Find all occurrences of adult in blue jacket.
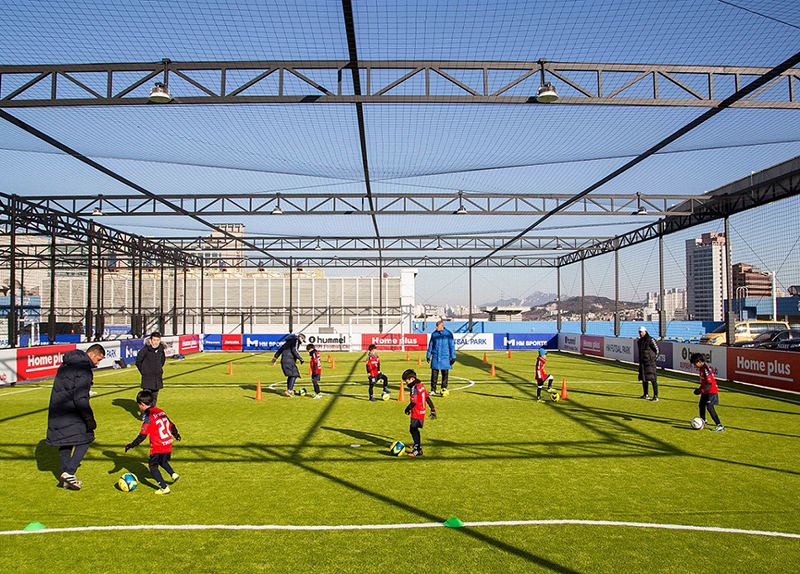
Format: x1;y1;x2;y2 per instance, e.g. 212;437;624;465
426;320;456;395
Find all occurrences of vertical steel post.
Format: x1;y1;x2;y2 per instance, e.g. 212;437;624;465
172;262;178;335
95;243;104;340
724;217;734;345
182;265;187;334
614;242;620;337
199;259;205;334
580;260;586;334
8;197;16;348
288;257;294;333
159;261;165;333
48;230;57;343
556;265;561;333
468;259;473;333
85;225;93;342
137;245;143;337
378;259;384;333
130;253;137;336
659;223;666;339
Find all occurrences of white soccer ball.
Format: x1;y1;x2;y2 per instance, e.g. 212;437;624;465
690;417;705;430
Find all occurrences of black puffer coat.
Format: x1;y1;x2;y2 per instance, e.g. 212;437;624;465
136;342;166;390
637;334;659;383
46;349;96;447
273;334;303;378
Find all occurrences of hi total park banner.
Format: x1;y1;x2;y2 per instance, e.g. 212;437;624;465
558;333;800;394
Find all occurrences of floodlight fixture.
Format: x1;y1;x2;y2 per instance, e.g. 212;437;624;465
436;237;443;250
149;82;172;104
536;59;558;103
91;206;103;216
453;190;468;214
633;192;648;215
314;238;321;250
271;194;283;215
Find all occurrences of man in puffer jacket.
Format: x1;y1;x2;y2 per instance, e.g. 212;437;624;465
46;344;105;490
426;320;456;396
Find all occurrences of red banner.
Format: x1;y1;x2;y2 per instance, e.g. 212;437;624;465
727;348;800;393
221;334;242;351
16;344;77;381
361;333;427;351
580;335;604;357
179;335;201;354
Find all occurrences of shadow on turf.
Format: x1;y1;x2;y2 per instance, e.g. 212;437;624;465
112;398;142;419
102;450;159;490
320;427;393;448
34;439;62;484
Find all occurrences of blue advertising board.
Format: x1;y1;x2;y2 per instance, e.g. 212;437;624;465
120;339;146;363
493;333;558;350
203;334;222;351
242;334;287;351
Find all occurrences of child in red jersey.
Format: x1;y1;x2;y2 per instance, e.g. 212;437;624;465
307;343;323;399
535;348;555;402
366;344;389;402
690;353;724;432
401;369;436;457
125;390;182;494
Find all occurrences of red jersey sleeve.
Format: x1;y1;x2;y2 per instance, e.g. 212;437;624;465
410;382;428;419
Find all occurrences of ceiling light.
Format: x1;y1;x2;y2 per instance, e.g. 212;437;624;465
91;207;103;216
149;82;173;104
536;59;558;103
453;190;468;214
436;237;443;250
633;192;648;215
271;194;283;215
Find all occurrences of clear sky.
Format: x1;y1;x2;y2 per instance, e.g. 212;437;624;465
0;1;798;307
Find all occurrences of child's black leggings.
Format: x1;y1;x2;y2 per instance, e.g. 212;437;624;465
368;374;389;397
700;403;721;426
149;453;175;489
287;376;297;391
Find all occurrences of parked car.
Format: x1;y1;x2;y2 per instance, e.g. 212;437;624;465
732;330;800;349
699;320;790;345
776;339;800;352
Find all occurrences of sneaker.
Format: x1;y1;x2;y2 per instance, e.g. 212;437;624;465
313;393;323;399
369;397;378;402
155;486;171;495
408;447;423;457
284;389;293;397
639;394;650;400
171;473;180;482
537;399;546;403
429;390;437;396
711;425;725;432
61;473;81;490
546;386;552;392
651;396;659;402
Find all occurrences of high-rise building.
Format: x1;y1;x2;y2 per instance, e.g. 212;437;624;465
686;233;728;321
642;288;687;321
732;263;773;299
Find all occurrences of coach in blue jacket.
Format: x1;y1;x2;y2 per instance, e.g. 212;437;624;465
427;320;456;395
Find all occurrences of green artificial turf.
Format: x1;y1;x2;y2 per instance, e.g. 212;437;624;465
1;350;798;573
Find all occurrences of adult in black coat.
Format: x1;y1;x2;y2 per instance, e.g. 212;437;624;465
272;333;305;396
136;331;166;407
637;326;660;401
46;344;105;490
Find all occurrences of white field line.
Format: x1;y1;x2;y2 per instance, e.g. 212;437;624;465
0;386;44;397
268;376;476;396
2;519;798;539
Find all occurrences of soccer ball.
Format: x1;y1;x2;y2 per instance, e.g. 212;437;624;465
298;388;307;397
118;473;138;492
690;417;705;430
389;441;406;456
549;391;560;402
381;391;391;401
441;389;450;397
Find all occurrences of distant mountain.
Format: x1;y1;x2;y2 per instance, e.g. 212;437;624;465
522;295;642;320
480;292;556;309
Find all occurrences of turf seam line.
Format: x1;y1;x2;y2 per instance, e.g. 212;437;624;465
2;520;798;538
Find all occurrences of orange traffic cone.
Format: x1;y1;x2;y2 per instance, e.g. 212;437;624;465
483;352;487;364
228;362;233;375
490;361;496;376
417;353;422;365
398;383;405;402
327;353;331;363
507;349;512;359
561;378;568;400
406;351;410;361
331;358;336;370
255;380;263;401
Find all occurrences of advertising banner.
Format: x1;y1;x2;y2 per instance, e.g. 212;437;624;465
305;333;350;351
242;334;286;351
76;341;121;369
161;336;179;357
727;348;800;392
603;337;635;363
0;348;18;384
16;344;76;381
221;334;243;351
632;339;674;370
494;333;558;350
672;343;726;380
580;335;604;357
361;333;427;351
559;333;580;353
451;333;494;351
121;339;146;364
203;335;222;351
179;335;202;355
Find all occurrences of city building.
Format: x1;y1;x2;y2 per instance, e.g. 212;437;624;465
642;288;688;322
686;233;728;321
732;262;774;299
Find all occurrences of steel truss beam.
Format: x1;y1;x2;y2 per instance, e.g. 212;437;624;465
244;256;558;268
558;156;800;266
21;192;704;217
0;60;798;108
0;194;200;266
155;235;610;252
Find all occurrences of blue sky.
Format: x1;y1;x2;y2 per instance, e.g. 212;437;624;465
0;0;798;306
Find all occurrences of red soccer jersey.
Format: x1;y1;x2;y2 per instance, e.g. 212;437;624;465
366;354;381;378
410;382;428;420
309;350;322;375
698;365;718;394
140;407;175;454
536;356;548;381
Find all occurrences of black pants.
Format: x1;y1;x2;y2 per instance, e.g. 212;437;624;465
149;452;175;489
368;374;389;397
409;417;423;447
311;374;321;394
430;369;449;392
59;443;91;475
287;376;297;391
641;378;658;397
699;394;721;426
